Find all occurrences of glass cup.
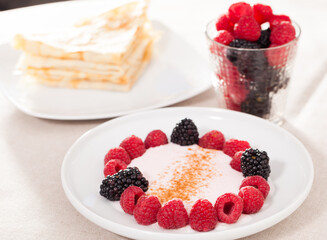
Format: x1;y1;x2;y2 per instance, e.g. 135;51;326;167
205;19;301;125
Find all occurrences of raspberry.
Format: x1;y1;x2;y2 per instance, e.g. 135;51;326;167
120;186;145;215
157;199;189;229
269;14;291;29
214;193;243;224
230;151;244;172
240;176;270;199
227;83;248;105
224;94;241;111
265;43;288;68
198;130;225;150
215;13;234;32
228;2;253;23
189;199;217;232
225;72;249;105
216;56;248;107
253;4;273;24
238;186;264;214
210;41;223;56
223;139;251;157
270;22;296;45
133;195;161;225
104;147;131;165
144;130;168;149
119;135;146;160
234;16;261;41
214;30;234;46
103;159;127;177
171;118;199;146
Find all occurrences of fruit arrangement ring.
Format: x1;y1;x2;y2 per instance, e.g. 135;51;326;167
99;118;271;232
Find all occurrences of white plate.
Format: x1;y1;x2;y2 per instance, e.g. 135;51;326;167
0;2;211;120
61;107;313;240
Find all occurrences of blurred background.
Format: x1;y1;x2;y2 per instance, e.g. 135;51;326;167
0;0;67;10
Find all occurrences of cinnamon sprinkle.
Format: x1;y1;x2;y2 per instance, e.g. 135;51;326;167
148;146;218;204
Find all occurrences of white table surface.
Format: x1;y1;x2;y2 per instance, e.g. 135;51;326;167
0;0;327;239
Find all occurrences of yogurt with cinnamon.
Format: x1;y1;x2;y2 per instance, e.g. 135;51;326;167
130;143;244;209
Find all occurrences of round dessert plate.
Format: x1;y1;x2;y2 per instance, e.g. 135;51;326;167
61;107;314;240
0;0;211;120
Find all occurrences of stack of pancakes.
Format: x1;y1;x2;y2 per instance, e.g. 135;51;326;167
13;0;154;91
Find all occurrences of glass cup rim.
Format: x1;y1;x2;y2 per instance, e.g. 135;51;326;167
205;18;301;51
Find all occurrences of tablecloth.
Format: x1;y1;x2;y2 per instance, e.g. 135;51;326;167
0;0;326;239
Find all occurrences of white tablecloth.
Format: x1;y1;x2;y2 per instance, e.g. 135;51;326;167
1;0;326;239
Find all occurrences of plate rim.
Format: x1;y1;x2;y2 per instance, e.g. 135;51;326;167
0;72;211;120
61;107;314;240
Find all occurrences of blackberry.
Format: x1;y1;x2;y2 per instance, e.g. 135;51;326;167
238;52;269;81
229;39;261;49
240;92;271;118
227;39;268;80
99;167;148;201
240;148;271;180
256;29;271;48
171;118;199;146
267;67;290;93
227;39;261;64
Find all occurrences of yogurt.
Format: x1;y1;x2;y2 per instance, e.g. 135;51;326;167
130;143;244;209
